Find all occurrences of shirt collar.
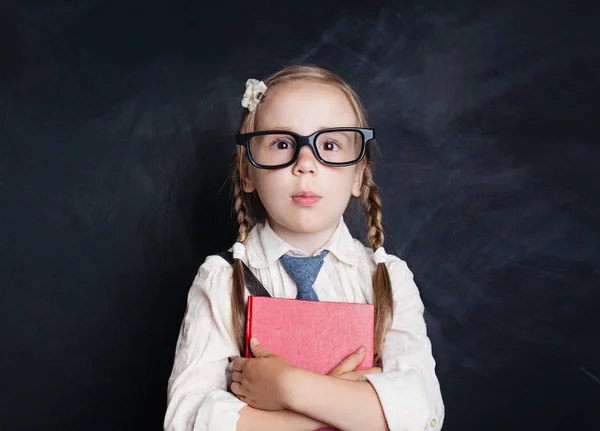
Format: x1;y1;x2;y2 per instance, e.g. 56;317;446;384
246;216;361;269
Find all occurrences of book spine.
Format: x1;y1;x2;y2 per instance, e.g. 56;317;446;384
244;296;253;358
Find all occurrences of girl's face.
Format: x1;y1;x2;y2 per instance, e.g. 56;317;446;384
241;81;365;242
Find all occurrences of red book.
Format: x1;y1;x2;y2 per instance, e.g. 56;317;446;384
245;296;375;430
245;296;374;430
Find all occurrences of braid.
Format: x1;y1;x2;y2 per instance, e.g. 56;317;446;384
361;166;385;249
361;165;394;363
230;150;255;354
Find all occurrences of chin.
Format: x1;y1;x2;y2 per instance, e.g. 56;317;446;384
281;212;337;234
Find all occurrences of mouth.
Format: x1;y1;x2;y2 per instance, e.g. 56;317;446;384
291;191;322;206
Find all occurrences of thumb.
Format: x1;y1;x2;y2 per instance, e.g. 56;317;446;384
249;338;272;358
328;347;366;376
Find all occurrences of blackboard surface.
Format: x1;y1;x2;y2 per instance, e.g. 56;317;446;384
1;0;598;429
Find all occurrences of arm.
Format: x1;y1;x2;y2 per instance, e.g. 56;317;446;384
232;341;387;431
283;369;389;431
362;257;445;431
237;406;328;431
282;257;444;431
164;261;245;431
165;258;324;431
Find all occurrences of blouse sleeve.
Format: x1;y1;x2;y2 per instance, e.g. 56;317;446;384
164;257;247;431
364;256;445;431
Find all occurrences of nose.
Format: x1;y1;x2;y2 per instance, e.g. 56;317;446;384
292;145;319;175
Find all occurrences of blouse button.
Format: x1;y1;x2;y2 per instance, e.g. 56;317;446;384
430;418;437;428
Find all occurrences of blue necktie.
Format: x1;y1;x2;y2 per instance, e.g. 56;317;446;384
279;250;329;301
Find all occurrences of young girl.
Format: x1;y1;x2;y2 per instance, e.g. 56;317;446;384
164;65;444;431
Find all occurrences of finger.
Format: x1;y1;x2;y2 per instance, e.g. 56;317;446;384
232;357;248;372
334;367;382;381
328;347;366;376
231;381;246;397
351;367;383;380
334;371;362;381
232;370;243;383
361;367;383;375
249;338;272;358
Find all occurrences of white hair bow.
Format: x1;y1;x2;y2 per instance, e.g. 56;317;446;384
241;79;268;112
232;242;246;260
374;247;387;264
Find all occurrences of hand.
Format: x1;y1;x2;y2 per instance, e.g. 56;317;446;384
231;338;296;411
328;347;382;381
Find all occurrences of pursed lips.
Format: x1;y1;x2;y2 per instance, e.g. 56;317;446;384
291;191;322;206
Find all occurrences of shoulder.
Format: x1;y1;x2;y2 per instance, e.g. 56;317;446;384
362;245;418;297
362;245;411;278
188;253;234;299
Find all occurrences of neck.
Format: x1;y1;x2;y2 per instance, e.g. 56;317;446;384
267;217;339;256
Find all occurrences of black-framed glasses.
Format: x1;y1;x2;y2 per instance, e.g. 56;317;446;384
236;127;375;169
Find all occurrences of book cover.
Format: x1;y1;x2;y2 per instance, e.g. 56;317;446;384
245;296;374;375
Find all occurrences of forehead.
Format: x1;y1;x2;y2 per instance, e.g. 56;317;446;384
255;81;358;134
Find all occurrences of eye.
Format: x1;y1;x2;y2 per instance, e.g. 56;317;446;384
271;138;294;150
321;140;341;151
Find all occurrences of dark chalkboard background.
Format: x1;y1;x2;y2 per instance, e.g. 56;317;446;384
1;0;598;429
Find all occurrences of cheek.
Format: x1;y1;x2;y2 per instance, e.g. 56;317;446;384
251;169;288;200
324;168;357;194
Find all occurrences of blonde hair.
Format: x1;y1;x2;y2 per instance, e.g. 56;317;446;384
230;64;394;363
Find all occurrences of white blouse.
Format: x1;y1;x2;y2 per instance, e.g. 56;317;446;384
164;217;445;431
